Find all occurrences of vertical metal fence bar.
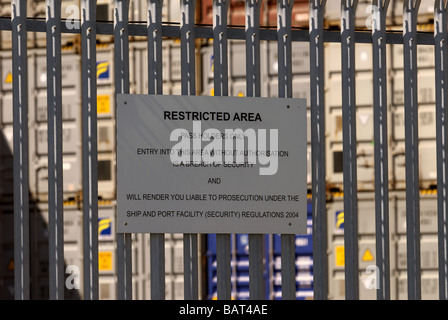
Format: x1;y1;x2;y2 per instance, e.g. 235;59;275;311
434;0;448;301
277;0;296;301
181;0;196;96
309;0;328;300
147;0;165;300
114;0;132;300
213;0;232;300
246;0;261;98
277;0;293;99
280;234;295;300
11;0;29;300
248;235;264;299
180;0;199;300
150;234;165;299
213;0;229;97
148;0;163;95
341;0;359;300
403;0;421;300
245;0;264;300
183;235;198;299
81;0;99;300
372;0;390;300
46;0;64;300
216;233;231;300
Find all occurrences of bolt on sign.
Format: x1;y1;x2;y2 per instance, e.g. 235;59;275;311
116;94;307;234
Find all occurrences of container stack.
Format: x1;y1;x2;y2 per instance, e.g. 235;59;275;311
0;0;444;300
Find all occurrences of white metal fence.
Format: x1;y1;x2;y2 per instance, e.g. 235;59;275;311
2;0;448;300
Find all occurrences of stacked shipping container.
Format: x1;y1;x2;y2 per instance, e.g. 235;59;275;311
0;0;445;300
326;191;440;300
0;0;194;298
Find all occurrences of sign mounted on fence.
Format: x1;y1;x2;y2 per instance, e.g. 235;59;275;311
116;94;307;234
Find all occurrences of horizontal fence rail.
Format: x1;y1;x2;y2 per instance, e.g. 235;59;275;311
0;17;442;44
2;0;448;301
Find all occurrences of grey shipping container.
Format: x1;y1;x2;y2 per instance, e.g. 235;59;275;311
0;45;117;201
326;190;439;300
0;199;200;300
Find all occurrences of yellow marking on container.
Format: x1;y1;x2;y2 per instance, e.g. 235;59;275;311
420;189;437;196
97;95;111;114
332;192;344;198
96;43;109;49
4;72;12;84
98;199;113;206
362;249;374;262
336;211;344;229
335;245;345;267
97;61;109;79
98;251;113;271
98;218;112;235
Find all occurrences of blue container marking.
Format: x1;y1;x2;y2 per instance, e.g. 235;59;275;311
206;199;314;300
295;235;313;254
335;210;344;232
236;257;249;271
296;255;313;271
207;234;217;256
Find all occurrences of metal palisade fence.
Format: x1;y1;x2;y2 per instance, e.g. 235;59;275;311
2;0;448;300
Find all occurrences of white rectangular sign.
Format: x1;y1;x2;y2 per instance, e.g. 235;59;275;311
117;94;307;234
